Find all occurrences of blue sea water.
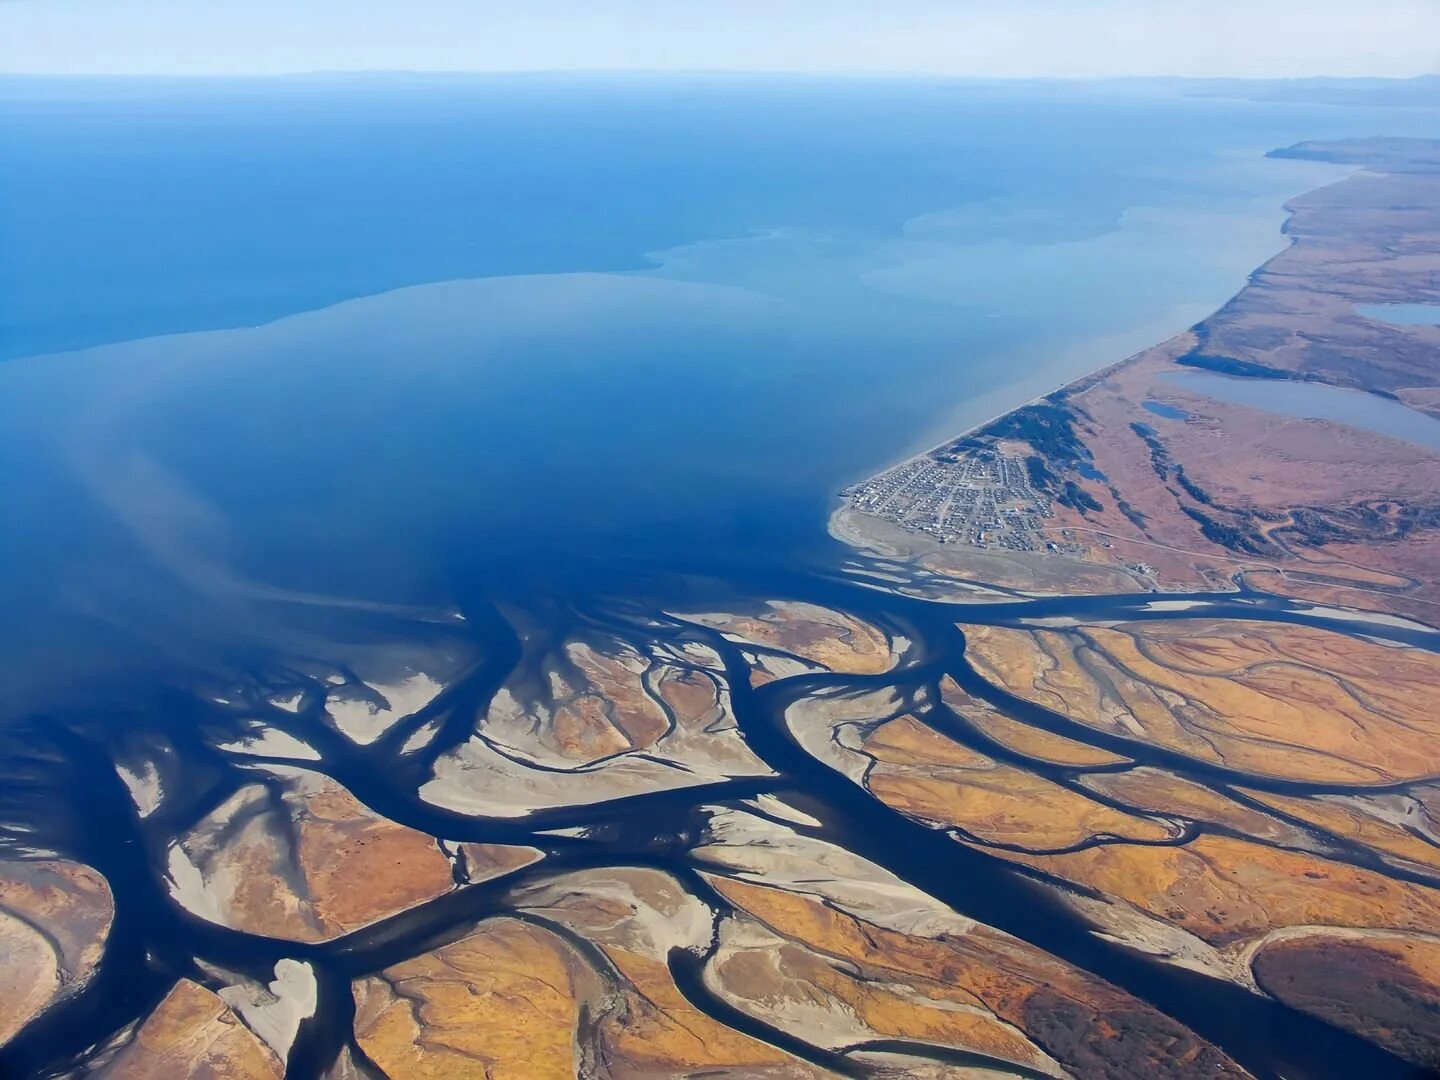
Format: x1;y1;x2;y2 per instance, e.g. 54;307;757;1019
2;73;1437;702
1165;370;1440;450
1356;303;1440;326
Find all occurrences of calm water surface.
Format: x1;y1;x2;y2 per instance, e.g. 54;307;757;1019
4;74;1438;705
3;75;1440;1080
1165;369;1440;450
1356;302;1440;326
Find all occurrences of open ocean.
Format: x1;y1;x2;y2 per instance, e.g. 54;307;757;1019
2;73;1437;704
6;74;1440;1080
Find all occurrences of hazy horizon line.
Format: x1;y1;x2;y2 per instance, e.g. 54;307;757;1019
4;68;1437;83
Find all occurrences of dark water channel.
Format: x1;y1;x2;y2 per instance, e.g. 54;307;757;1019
1;546;1436;1080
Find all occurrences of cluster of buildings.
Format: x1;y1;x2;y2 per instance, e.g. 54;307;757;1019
843;448;1055;551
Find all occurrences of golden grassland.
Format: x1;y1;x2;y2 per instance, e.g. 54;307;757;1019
991;834;1440;947
354;918;584;1080
939;675;1128;767
104;980;282;1080
861;714;1172;849
961;619;1440;783
0;860;112;1049
710;875;1244;1078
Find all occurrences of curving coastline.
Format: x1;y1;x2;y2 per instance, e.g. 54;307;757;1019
4;137;1440;1080
836;137;1440;627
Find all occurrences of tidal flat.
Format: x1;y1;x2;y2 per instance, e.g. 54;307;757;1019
3;79;1440;1079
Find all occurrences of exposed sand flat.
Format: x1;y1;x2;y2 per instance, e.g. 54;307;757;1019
675;600;895;675
218;727;321;761
695;806;973;939
422;640;772;817
103;979;283;1079
0;859;113;1047
782;685;908;784
421;729;770;818
515;866;714;958
744;793;824;828
214;959;317;1064
1057;885;1248;985
116;761;165;817
164;767;508;942
327;671;445;745
400;719;440;753
1288;604;1434;631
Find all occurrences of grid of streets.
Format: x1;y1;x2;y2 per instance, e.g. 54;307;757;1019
843;449;1054;551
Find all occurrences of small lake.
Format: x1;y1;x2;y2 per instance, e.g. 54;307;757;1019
1142;399;1189;420
1355;303;1440;326
1165;370;1440;451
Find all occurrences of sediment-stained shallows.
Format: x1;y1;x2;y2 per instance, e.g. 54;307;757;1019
4;137;1440;1080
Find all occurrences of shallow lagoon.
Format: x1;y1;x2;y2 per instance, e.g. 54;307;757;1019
1166;369;1440;450
1356;302;1440;326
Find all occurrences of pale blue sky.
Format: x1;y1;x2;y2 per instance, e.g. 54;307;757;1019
2;0;1437;78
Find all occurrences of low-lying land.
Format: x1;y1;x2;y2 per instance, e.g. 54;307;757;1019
839;138;1440;624
8;138;1440;1080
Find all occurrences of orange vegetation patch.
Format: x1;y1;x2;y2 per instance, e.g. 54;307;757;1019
1080;768;1301;845
1252;933;1440;1071
483;637;673;766
992;834;1440;947
597;945;808;1075
172;774;535;944
1240;789;1440;874
684;602;893;675
654;666;723;726
710;875;1244;1078
861;715;1170;850
939;676;1127;767
296;783;459;936
962;620;1440;784
565;642;670;749
104;980;282;1079
353;918;585;1080
0;859;113;1047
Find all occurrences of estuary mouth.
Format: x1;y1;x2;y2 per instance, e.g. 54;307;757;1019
3;564;1439;1080
5;71;1440;1080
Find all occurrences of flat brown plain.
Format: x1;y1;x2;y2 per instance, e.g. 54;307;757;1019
0;860;112;1049
103;980;283;1080
354;918;585;1080
860;714;1171;849
961;619;1440;783
711;875;1246;1078
851;140;1440;616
